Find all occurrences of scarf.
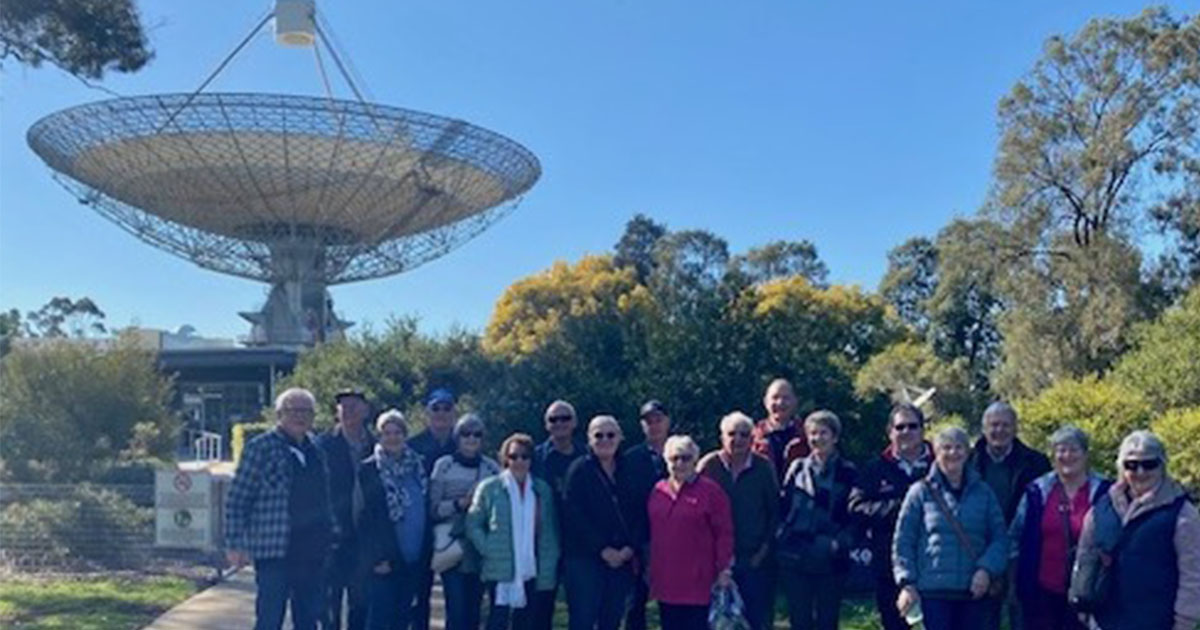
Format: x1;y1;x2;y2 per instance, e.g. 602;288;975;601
495;470;537;608
375;443;427;523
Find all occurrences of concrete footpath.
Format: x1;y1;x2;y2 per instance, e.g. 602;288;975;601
142;568;445;630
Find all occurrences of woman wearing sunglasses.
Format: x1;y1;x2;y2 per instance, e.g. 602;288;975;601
1075;430;1200;630
648;434;734;630
465;433;560;630
562;415;647;630
1007;426;1110;630
429;414;502;630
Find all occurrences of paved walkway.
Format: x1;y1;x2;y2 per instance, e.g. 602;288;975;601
142;568;445;630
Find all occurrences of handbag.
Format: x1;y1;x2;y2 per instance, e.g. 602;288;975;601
708;582;752;630
430;521;465;573
1069;494;1120;614
927;480;1006;598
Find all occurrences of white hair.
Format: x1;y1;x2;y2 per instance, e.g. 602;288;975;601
375;409;408;435
545;399;577;420
274;387;316;412
1117;430;1167;466
719;411;755;435
587;415;621;436
664;435;700;460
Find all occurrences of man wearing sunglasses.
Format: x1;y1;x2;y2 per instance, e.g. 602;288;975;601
530;399;586;630
407;387;460;630
699;411;780;630
848;403;934;630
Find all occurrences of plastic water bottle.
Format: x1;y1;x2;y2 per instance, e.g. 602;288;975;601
904;599;924;629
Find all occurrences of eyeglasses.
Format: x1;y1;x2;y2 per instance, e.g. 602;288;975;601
1122;459;1162;472
280;407;315;416
592;432;618;441
459;431;483;439
547;414;574;424
724;430;751;438
507;452;531;461
669;454;695;463
893;423;921;433
430;403;453;412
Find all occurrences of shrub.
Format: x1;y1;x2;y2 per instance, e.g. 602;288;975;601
0;485;152;570
231;422;272;463
1016;376;1153;477
1150;407;1200;494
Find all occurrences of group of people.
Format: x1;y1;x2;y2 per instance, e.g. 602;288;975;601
226;379;1200;630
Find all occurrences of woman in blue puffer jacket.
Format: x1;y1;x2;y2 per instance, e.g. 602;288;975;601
893;426;1009;630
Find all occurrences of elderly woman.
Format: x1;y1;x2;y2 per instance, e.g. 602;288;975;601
357;410;429;630
1007;426;1110;630
648;435;734;630
893;426;1008;630
562;415;647;630
777;410;859;630
699;411;780;630
1075;430;1200;630
429;413;502;630
465;433;560;630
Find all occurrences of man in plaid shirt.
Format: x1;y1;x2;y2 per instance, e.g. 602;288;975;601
226;387;336;630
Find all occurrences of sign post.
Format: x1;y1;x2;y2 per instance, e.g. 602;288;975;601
155;468;213;550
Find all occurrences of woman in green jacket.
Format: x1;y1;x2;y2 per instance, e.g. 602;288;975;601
466;433;561;630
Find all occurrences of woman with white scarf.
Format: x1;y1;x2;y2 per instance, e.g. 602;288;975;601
357;410;430;630
466;433;561;630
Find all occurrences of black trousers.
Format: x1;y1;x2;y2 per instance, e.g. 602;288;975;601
780;570;843;630
659;602;708;630
874;574;909;630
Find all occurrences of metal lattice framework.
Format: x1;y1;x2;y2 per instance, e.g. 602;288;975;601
27;92;541;284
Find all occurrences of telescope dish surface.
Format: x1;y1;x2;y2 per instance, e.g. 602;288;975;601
28;92;541;284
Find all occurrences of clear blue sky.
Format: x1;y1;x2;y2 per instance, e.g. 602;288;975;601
0;1;1183;340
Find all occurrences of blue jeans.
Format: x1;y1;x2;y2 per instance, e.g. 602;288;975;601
254;558;324;630
441;567;484;630
326;544;367;630
923;597;987;630
484;579;538;630
564;555;634;630
366;564;419;630
733;563;774;630
409;568;433;630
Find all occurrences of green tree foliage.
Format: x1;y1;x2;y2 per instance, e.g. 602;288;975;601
24;296;108;339
1016;376;1153;477
1;0;152;79
1111;285;1200;412
1150;407;1200;493
733;240;829;288
613;214;668;283
853;340;980;421
880;237;938;333
0;335;176;482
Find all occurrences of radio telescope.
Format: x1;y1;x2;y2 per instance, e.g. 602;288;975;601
27;1;540;346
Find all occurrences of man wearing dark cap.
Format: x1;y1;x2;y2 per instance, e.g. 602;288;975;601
315;387;375;630
623;400;671;630
406;387;458;630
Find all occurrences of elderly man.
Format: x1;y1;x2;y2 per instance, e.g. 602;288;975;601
848;403;934;630
406;387;459;630
623;400;672;630
226;387;336;630
699;411;780;630
315;387;375;630
751;378;809;479
969;401;1050;630
531;399;586;630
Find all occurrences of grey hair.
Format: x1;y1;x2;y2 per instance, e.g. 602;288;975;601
587;415;622;436
719;411;755;435
804;410;842;438
1117;430;1168;466
1049;425;1090;453
375;409;408;435
664;435;700;460
545;399;577;420
982;401;1018;425
274;387;316;412
933;426;970;450
453;413;485;439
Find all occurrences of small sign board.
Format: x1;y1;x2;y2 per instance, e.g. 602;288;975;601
155;468;213;550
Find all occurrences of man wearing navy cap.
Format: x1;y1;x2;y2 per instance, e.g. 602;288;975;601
406;387;458;630
623;400;671;630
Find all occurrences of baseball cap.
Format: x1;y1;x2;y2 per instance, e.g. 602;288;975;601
639;400;668;419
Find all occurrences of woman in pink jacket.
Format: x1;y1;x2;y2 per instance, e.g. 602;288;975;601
648;435;735;630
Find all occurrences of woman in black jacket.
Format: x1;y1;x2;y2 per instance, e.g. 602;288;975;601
562;415;647;630
357;410;430;630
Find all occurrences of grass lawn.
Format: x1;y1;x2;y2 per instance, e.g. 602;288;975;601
0;575;198;630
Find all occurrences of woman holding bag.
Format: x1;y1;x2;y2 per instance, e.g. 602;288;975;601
429;414;501;630
466;433;560;630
